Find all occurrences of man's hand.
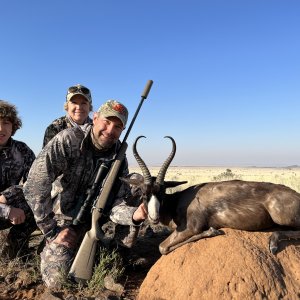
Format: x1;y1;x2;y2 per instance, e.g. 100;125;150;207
0;195;7;204
9;207;26;225
53;227;78;249
133;202;148;223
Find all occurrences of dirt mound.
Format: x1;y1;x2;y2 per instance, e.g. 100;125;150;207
138;229;300;300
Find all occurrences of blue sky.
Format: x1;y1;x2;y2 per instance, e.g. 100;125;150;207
1;0;300;167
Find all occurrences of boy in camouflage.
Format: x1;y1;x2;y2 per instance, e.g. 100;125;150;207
24;99;148;289
43;84;93;147
0;100;36;258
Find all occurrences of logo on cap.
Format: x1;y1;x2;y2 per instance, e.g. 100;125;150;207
98;100;128;127
112;103;127;115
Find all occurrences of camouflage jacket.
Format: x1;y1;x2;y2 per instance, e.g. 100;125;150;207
43;115;93;147
24;125;136;239
0;138;35;218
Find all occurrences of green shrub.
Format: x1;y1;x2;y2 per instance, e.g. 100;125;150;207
213;169;242;181
86;247;124;293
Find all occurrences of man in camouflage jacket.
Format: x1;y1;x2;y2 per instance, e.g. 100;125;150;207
0;100;36;258
43;84;93;147
24;100;148;288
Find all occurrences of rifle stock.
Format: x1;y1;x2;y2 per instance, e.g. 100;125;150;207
69;142;127;283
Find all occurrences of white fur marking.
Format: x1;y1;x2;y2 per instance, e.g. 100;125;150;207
148;195;160;223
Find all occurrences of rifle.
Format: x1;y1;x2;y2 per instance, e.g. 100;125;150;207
68;80;153;283
72;161;111;226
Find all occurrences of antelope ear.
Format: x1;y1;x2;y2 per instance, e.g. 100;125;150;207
164;181;188;188
119;177;144;186
120;177;136;185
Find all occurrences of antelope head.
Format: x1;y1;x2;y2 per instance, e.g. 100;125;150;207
121;136;187;224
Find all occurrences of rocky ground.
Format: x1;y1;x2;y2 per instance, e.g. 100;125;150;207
0;223;170;300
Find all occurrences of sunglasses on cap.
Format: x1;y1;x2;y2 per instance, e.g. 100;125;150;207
67;85;91;95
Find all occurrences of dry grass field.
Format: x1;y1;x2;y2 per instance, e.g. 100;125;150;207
129;166;300;193
1;165;300;299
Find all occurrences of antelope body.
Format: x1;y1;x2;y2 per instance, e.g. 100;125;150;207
123;136;300;255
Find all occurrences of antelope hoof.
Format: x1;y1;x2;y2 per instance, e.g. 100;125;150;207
269;241;278;254
269;232;280;254
208;227;224;237
159;244;170;255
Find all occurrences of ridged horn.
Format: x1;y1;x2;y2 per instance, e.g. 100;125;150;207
156;136;176;185
133;136;152;185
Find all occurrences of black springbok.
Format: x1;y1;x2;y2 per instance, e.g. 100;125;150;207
122;136;300;255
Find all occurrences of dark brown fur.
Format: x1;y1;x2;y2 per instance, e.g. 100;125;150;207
126;136;300;255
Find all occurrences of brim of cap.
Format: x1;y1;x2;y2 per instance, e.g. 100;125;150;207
101;111;126;127
67;92;91;103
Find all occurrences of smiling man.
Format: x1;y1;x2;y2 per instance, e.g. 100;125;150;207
42;84;93;147
24;99;147;289
0;100;36;258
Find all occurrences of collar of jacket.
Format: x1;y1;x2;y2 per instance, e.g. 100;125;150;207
0;137;13;158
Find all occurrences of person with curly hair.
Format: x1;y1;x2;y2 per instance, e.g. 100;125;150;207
0;100;36;258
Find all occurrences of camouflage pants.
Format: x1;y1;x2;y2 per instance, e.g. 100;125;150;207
41;241;76;289
114;224;140;248
40;224;140;289
0;195;37;258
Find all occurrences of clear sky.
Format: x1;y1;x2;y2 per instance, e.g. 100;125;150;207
1;0;300;167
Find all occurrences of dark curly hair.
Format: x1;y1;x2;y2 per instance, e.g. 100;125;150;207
0;100;22;135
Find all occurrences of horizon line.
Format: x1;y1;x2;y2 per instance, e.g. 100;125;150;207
128;165;300;169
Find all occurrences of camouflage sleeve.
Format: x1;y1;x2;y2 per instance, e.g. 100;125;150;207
24;133;74;236
1;145;35;205
1;186;24;205
21;146;36;183
43;124;60;148
109;158;139;226
0;203;11;219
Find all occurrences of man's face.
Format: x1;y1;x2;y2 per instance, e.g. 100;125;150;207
0;118;13;146
92;113;124;149
67;94;90;125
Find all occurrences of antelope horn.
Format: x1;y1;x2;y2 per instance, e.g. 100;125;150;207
156;136;176;185
133;136;152;185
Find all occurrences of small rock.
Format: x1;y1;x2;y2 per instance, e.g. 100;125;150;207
41;289;62;300
65;294;77;300
26;289;35;299
104;275;124;295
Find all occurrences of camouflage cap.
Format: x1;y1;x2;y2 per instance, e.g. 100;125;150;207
98;100;128;127
66;84;92;103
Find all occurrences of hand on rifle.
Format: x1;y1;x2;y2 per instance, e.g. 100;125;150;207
0;195;7;203
9;207;26;225
133;202;148;223
53;227;78;248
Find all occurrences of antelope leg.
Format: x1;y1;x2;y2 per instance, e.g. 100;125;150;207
159;227;223;255
269;230;300;254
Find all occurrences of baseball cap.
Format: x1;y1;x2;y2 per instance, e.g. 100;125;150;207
66;84;92;103
98;100;128;127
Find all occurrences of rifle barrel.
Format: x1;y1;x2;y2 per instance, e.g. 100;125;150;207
122;80;153;142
